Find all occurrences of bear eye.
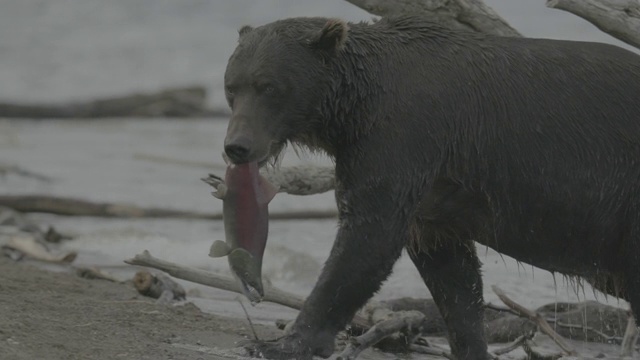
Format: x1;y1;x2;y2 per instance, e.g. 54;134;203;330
259;83;277;95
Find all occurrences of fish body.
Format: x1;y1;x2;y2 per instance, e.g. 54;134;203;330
209;160;277;303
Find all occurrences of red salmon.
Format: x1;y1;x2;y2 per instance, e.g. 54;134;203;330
209;160;278;303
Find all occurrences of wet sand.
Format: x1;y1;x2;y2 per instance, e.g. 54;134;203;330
0;256;284;360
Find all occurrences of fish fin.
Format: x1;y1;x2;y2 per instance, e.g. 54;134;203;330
257;175;279;204
209;240;231;258
228;249;264;302
212;184;227;199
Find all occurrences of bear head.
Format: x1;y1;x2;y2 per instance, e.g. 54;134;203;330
223;17;349;166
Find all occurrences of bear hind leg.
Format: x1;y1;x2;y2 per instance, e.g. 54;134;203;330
408;234;490;360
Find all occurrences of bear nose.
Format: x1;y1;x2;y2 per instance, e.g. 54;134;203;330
224;142;251;164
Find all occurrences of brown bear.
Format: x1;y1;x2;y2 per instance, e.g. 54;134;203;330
222;15;640;360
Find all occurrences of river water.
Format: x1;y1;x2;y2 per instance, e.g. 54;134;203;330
0;1;632;358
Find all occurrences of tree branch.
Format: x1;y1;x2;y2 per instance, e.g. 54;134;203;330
336;310;429;360
125;250;305;309
620;312;638;357
547;0;640;50
343;0;521;37
492;285;578;356
124;251;372;331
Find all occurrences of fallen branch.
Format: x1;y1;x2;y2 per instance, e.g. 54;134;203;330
485;302;520;316
343;0;521;37
491;334;529;356
123;252;635;357
126;250;303;305
620;311;638;357
124;250;371;331
355;295;631;349
492;285;578;356
0;86;229;119
546;319;622;345
547;0;640;50
337;309;433;360
0;195;337;220
1;233;77;264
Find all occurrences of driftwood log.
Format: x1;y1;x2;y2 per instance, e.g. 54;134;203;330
125;250;370;331
0;194;336;220
546;0;640;50
125;251;633;352
344;0;640;53
492;286;577;356
1;206;77;263
0;206;71;243
125;250;305;310
1;233;77;264
0;86;228;119
344;0;521;37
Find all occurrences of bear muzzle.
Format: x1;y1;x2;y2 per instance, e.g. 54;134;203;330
224;135;254;164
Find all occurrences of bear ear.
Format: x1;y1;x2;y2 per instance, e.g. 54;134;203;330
309;19;349;52
238;25;253;38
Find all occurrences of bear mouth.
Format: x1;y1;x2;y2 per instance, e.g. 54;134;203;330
258;141;286;168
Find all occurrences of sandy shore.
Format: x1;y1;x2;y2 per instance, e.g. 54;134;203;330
0;257;284;360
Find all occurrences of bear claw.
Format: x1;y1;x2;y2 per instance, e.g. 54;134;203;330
240;336;317;360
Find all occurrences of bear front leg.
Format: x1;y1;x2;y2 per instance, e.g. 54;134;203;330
408;240;490;360
244;181;413;359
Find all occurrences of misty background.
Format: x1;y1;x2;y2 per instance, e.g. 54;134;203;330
1;0;634;106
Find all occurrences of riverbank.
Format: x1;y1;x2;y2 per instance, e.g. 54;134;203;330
0;256;283;360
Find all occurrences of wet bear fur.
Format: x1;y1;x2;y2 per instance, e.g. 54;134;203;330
222;15;640;359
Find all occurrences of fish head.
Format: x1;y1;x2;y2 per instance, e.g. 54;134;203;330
224;161;258;189
224;161;277;206
228;248;264;304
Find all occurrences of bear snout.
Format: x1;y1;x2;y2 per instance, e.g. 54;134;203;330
224;136;253;164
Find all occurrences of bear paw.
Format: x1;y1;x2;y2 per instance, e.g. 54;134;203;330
241;332;334;360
